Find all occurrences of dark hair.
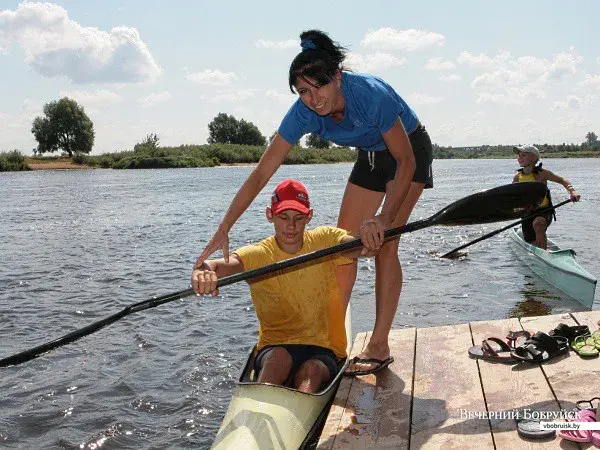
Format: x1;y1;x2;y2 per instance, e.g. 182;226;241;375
288;30;348;93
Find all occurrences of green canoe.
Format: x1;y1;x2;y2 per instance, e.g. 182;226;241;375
509;227;597;308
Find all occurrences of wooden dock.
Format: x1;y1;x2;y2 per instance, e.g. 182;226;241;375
317;310;600;449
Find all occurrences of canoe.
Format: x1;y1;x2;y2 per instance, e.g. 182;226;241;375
509;227;597;308
211;309;352;449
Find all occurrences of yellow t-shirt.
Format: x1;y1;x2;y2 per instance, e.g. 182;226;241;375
233;226;353;359
516;172;550;207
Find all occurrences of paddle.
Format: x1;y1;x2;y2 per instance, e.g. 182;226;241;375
440;198;573;259
0;182;546;368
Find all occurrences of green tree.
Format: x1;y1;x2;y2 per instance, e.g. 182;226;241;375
585;131;598;145
134;133;160;151
208;113;266;146
31;97;95;156
306;133;331;149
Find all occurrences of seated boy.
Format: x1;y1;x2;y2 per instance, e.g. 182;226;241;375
191;179;377;393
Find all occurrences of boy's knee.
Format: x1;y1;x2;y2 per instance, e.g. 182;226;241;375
262;347;292;369
296;359;329;381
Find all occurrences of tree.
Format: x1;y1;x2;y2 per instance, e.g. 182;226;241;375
208;113;266;146
31;97;95;156
306;133;331;149
585;131;598;145
134;133;160;151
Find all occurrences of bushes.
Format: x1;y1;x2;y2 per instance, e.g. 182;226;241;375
0;150;29;172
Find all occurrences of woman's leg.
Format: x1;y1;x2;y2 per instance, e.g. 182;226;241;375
336;182;385;315
363;182;425;361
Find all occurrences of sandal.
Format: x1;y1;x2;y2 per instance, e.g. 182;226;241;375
468;338;514;362
548;323;590;345
557;409;596;443
506;330;532;349
571;335;599;357
510;332;569;363
592;330;600;349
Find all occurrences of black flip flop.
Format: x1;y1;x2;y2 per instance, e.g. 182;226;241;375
344;356;394;377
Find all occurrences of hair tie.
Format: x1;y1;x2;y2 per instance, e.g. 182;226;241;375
300;39;316;51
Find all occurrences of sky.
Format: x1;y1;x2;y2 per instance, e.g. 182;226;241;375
1;0;599;155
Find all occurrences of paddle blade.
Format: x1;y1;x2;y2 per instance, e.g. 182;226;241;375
431;182;547;226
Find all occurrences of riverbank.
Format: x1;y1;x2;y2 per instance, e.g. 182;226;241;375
27;157;91;170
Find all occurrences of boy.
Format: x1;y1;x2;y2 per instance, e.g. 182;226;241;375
191;179;379;393
512;145;580;249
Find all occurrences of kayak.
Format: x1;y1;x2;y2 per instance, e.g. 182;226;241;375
509;227;597;308
211;309;352;449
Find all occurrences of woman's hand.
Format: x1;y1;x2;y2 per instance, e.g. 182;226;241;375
191;264;219;297
359;214;390;255
194;223;230;268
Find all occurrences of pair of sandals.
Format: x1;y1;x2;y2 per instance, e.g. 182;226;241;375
570;329;600;357
469;330;569;363
557;398;600;445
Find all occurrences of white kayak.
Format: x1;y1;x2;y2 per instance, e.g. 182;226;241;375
211;309;352;449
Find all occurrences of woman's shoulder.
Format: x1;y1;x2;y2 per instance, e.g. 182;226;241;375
343;72;395;95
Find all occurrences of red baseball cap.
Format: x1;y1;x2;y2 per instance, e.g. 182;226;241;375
271;179;311;215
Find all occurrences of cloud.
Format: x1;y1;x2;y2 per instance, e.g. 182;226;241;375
212;90;255;102
59;89;123;106
346;52;407;72
439;74;461;82
265;89;293;104
0;2;161;84
457;51;511;68
186;69;238;86
469;51;582;104
551;95;582;111
424;57;455;70
361;28;445;52
579;74;600;88
407;92;443;105
139;91;172;107
254;39;297;50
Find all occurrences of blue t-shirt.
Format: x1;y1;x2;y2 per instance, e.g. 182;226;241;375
278;72;419;151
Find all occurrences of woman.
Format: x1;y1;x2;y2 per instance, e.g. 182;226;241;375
194;29;433;375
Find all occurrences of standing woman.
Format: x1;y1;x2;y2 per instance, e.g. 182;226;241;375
194;29;433;375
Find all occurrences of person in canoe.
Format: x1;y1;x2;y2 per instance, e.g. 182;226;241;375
193;29;433;376
191;179;381;393
512;144;581;249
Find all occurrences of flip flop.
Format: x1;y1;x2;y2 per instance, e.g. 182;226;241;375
557;409;596;443
516;417;555;440
571;335;599;357
468;337;514;362
344;356;394;377
592;330;600;349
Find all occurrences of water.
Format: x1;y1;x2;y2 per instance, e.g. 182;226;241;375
1;159;598;448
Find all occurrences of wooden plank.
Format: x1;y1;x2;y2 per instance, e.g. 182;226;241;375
471;317;577;449
317;332;368;449
322;328;416;449
520;313;600;419
410;323;494;448
571;310;600;333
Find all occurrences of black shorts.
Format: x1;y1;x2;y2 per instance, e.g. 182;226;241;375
348;124;434;193
254;344;339;381
521;209;553;243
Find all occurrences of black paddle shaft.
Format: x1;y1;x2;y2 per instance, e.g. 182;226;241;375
441;198;573;258
0;182;546;368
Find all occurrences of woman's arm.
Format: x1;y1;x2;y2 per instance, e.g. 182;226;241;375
379;119;416;227
194;134;293;265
